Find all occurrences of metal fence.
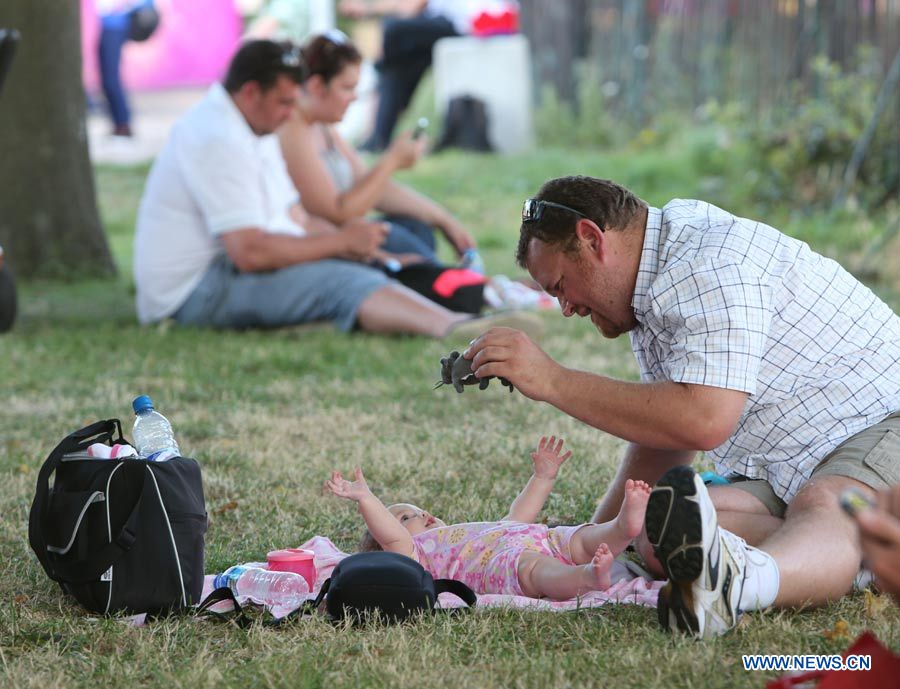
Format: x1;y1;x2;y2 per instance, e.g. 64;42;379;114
522;0;900;121
520;0;900;205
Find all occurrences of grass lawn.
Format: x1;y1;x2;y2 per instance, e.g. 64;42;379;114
2;143;899;689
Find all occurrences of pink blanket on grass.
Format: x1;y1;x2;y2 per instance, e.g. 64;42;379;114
200;536;664;618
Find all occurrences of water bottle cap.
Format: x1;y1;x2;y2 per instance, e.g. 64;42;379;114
213;564;247;590
132;395;154;413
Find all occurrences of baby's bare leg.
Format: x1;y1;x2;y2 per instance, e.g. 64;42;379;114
517;546;615;600
569;479;652;563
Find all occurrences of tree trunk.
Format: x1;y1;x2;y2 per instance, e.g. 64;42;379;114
0;0;115;279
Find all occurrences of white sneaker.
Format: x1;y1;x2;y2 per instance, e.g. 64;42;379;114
645;465;746;637
485;275;558;311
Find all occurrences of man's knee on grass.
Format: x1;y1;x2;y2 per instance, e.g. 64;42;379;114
785;476;873;520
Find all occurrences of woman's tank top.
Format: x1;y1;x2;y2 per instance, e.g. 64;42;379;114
319;125;354;193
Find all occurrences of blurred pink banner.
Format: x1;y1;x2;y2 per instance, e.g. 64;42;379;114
82;0;243;92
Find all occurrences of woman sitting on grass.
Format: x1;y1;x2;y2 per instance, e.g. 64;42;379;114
279;30;473;267
325;436;651;600
279;32;556;312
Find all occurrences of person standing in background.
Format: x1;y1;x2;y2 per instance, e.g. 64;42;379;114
96;0;158;137
338;0;516;152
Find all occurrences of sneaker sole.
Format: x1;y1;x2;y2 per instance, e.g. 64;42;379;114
645;466;708;581
645;465;709;635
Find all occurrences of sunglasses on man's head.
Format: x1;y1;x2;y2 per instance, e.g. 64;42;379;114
522;198;589;224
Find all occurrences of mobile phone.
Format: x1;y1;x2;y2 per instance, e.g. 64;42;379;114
840;487;875;518
412;117;429;139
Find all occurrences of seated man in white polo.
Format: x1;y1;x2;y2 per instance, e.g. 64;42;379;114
134;39;521;337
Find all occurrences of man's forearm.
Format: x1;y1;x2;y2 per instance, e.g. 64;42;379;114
504;475;556;523
546;368;745;451
227;230;349;272
304;214;340;236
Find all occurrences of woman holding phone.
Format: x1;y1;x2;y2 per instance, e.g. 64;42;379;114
278;31;475;266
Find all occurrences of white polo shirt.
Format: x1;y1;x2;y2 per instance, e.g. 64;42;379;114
133;83;301;323
630;199;900;501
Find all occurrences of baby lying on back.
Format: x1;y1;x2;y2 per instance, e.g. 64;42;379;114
326;436;650;599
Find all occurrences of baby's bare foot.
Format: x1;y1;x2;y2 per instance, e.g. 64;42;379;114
585;543;614;591
617;479;652;540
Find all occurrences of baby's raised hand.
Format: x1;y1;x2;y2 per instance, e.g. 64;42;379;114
531;435;572;479
325;467;372;502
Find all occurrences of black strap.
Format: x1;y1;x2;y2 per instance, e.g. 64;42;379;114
264;578;329;627
195;586;254;628
28;419;142;584
197;576;475;627
274;576;474;622
434;579;477;609
311;577;330;608
30;420;124;573
66;418;126;447
196;580;328;628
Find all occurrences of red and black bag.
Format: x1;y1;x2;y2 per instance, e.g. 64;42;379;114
393;264;487;314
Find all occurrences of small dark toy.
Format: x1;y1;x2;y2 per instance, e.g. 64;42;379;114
434;350;514;393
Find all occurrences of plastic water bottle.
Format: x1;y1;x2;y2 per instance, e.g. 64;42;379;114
214;565;310;609
132;395;180;460
460;248;485;275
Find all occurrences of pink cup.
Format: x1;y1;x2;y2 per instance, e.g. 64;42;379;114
267;548;316;589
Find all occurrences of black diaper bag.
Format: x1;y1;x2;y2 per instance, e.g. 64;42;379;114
318;551;476;623
28;419;207;616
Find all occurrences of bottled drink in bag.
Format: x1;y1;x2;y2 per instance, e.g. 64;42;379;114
132;395;180;460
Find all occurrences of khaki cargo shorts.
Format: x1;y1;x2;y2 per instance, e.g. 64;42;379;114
726;411;900;518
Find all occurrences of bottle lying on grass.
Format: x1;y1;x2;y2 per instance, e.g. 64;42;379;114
214;565;310;609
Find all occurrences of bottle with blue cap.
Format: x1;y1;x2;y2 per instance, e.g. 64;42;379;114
460;248;485;275
132;395;181;461
214;565;310;609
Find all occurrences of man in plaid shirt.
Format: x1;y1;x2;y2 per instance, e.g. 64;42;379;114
465;175;900;637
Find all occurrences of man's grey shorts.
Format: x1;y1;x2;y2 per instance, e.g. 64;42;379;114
173;255;392;331
725;411;900;518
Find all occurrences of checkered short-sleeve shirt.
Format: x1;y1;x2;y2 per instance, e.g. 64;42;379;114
630;200;900;501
